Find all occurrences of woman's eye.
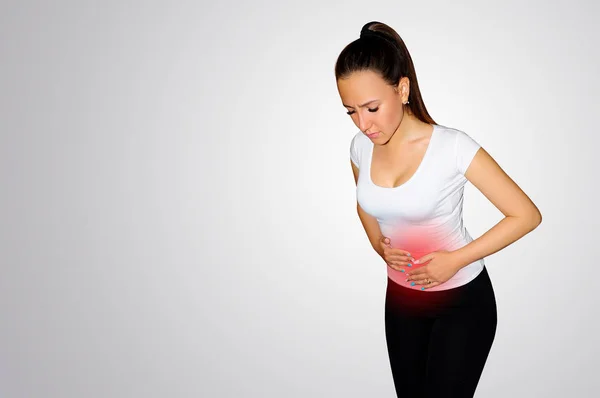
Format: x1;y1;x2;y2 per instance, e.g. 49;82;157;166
346;107;379;115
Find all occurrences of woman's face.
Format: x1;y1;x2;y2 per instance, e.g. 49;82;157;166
337;70;409;142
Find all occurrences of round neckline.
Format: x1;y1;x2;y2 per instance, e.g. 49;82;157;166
367;124;437;190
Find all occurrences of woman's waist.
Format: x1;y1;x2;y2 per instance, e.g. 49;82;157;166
381;225;470;255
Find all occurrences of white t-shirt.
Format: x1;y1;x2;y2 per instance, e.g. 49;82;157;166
350;123;484;291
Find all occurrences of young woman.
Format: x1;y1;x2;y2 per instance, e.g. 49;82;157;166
335;21;542;397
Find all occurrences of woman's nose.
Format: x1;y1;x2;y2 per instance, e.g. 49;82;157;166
358;112;371;131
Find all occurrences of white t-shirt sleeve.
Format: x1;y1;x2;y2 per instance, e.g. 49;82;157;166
455;130;481;175
350;133;361;167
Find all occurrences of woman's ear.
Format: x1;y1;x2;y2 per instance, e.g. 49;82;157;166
395;77;410;102
399;77;410;102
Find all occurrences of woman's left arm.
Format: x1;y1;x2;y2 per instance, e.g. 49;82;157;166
450;147;542;270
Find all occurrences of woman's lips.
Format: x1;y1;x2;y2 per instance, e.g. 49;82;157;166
367;132;380;138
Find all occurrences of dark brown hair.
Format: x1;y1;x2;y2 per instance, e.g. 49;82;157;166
335;21;436;125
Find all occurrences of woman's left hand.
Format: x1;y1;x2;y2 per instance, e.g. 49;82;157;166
406;250;462;289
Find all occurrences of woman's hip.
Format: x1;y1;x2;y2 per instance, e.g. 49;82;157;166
385;266;496;318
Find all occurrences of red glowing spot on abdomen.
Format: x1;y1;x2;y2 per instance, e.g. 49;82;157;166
385;224;457;295
388;225;447;259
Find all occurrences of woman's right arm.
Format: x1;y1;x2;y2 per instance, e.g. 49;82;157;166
351;160;385;258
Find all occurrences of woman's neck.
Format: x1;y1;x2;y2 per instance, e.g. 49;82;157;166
386;115;432;148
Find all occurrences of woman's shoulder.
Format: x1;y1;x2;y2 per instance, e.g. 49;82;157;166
434;124;479;143
434;123;467;140
434;124;482;174
350;130;369;145
350;130;371;153
349;130;370;167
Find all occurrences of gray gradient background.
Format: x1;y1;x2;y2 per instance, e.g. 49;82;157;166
1;0;598;397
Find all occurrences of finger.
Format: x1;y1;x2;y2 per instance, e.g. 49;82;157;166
385;251;415;263
407;276;435;287
386;263;408;273
410;275;436;286
386;261;413;274
387;256;415;266
383;248;412;260
386;261;414;273
412;274;431;284
406;267;427;278
420;281;440;290
389;248;412;257
380;244;410;256
416;276;434;285
414;253;433;265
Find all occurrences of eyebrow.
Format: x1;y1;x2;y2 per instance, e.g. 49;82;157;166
342;99;380;109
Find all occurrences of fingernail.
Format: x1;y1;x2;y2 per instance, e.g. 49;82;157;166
400;269;405;273
421;287;425;290
410;282;415;286
407;263;412;267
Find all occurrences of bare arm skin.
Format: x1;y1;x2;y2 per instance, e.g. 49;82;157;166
350;145;542;273
450;147;542;269
351;160;386;258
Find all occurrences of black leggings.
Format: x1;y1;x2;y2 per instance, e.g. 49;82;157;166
385;266;497;398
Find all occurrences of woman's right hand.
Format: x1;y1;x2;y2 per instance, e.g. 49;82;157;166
379;235;415;272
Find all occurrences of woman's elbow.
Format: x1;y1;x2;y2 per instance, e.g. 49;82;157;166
528;208;542;230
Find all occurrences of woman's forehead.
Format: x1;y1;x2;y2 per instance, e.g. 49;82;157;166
338;71;391;103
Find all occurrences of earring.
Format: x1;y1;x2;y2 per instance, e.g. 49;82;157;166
403;100;410;105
